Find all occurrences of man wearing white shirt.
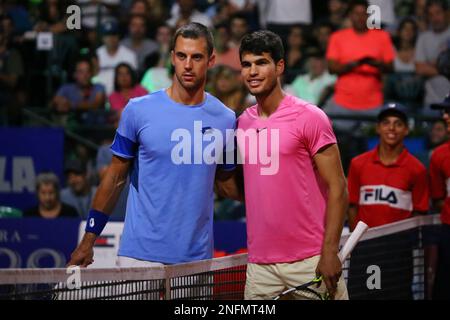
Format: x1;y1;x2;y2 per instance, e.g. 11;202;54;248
96;20;138;95
168;0;212;29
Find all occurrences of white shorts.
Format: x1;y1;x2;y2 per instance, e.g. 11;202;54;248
245;255;349;300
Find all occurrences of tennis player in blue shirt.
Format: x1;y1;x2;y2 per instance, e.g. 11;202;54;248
68;23;236;267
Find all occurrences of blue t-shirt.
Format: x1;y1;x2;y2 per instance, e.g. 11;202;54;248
111;89;236;263
56;83;105;110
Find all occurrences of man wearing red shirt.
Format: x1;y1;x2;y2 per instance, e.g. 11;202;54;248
346;103;429;299
430;96;450;300
325;0;395;131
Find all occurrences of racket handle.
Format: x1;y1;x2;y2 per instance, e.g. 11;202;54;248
338;221;369;262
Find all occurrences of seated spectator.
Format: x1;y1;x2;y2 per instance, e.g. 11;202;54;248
313;22;335;53
60;159;97;219
229;12;249;48
96;20;138;95
417;118;449;166
322;0;348;30
286;49;336;106
284;25;308;84
214;22;241;72
121;14;159;76
325;0;395;132
385;18;424;110
155;24;174;69
394;18;418;73
168;0;213;29
109;62;148;113
52;58;106;125
24;172;78;218
0;17;24;125
209;65;250;116
415;0;450;112
34;0;69;34
140;51;172;93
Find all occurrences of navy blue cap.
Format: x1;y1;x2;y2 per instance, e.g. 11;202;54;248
101;20;120;35
377;102;408;124
431;94;450;110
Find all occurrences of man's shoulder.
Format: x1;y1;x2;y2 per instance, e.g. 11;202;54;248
206;93;236;120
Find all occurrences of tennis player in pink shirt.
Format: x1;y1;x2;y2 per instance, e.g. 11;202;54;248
237;31;349;300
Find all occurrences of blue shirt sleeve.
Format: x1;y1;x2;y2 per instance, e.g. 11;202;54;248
110;100;139;159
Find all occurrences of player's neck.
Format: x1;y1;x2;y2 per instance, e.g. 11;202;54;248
167;82;205;106
256;84;285;119
378;143;404;165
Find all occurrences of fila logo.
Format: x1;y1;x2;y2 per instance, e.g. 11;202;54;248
364;188;397;204
359;185;412;211
89;218;95;228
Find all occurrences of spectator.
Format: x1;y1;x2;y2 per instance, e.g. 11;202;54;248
0;16;24;126
286;49;336;106
34;0;71;34
155;24;173;69
326;0;348;29
24;172;78;218
229;12;249;48
384;18;424;110
61;159;97;219
140;51;172;93
214;22;241;72
52;58;106;125
414;0;429;32
209;65;250;116
313;22;335;53
394;18;419;72
418;119;449;166
325;0;395;132
415;0;450;111
109;63;148;114
96;20;138;95
121;14;159;76
259;0;312;40
284;25;307;84
167;0;213;29
76;0;120;30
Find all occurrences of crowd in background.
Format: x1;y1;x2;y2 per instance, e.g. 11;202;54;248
0;0;449;220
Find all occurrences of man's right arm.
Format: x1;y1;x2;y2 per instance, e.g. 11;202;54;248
328;59;361;76
67;155;131;267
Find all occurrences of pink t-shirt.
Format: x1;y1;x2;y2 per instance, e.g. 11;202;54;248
109;85;148;111
237;94;337;263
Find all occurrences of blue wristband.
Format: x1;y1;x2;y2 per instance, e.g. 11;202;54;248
85;209;109;235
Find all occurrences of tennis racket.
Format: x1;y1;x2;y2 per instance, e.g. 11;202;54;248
273;221;369;300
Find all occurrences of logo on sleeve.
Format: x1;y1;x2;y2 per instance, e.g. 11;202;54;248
359;185;412;211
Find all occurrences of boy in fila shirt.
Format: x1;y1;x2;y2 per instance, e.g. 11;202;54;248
346;103;429;299
429;96;450;300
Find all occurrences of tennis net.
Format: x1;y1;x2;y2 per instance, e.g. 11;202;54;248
0;214;442;300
